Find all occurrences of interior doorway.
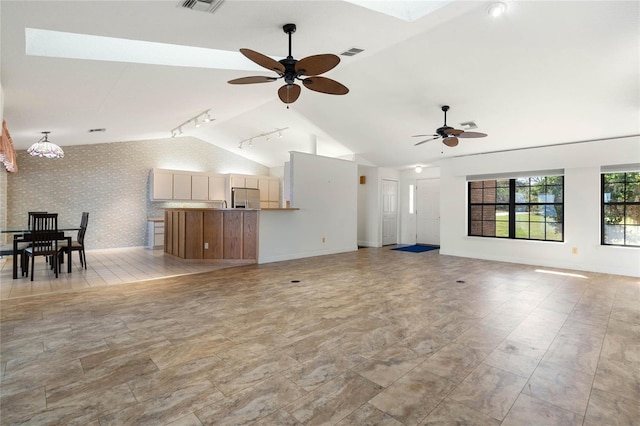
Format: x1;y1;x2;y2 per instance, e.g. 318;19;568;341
416;178;440;245
382;179;398;245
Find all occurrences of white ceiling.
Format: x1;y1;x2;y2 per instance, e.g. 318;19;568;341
2;1;639;170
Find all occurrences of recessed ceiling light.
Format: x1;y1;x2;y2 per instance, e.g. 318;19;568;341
488;2;507;17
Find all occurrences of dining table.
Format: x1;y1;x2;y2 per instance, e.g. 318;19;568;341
1;227;80;279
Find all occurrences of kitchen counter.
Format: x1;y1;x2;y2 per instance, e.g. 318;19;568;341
163;208;258;263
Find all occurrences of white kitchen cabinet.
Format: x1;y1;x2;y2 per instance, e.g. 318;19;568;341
147;219;164;249
245;176;259;189
151;170;173;200
173;174;192;200
191;175;209;200
209;175;226;201
231;174;259;189
258;177;281;207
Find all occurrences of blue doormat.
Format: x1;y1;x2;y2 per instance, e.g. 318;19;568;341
392;244;440;253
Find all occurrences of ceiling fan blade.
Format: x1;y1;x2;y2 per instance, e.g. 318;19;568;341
445;128;464;136
278;84;301;104
443;137;459;147
414;136;440;146
228;76;278;84
302;76;349;95
412;134;438;138
240;48;285;73
458;131;488;138
295;54;340;76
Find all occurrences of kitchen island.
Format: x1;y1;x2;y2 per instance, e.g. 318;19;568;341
163;208;258;263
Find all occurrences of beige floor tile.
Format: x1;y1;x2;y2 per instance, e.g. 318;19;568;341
448;363;527;421
336;403;404;426
502;393;583;425
522;361;594;415
1;247;638;425
592;357;640;402
584;388;640;426
369;365;457;425
286;371;383;425
419;398;501;426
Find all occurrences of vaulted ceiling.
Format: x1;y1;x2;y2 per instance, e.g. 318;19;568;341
2;1;638;169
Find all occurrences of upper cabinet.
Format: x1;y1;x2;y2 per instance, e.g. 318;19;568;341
173;174;192;200
151;169;225;202
151;170;173;200
230;175;259;189
209;175;226;201
191;175;209;201
151;169;280;206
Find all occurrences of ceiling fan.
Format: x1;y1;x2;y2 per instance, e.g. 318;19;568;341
228;23;349;104
413;105;487;147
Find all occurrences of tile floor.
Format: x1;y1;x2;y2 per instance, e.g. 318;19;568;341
0;247;236;301
0;247;638;425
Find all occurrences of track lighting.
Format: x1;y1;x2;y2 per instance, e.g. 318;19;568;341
238;127;288;149
170;109;214;137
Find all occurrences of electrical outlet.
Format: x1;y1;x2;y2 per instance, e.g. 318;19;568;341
204;242;209;249
572;247;578;254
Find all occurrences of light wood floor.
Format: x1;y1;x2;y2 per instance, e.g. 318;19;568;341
1;247;638;425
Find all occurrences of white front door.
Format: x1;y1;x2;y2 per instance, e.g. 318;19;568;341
382;179;398;246
416;178;440;245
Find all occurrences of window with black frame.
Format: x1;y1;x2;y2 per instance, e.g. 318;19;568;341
469;175;564;241
602;172;640;247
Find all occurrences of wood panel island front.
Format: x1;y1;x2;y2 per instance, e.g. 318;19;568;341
164;208;258;263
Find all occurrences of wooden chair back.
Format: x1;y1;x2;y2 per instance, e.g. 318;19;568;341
29;213;59;255
28;211;48;229
78;212;89;245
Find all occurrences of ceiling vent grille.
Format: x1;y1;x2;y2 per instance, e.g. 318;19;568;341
178;0;225;14
459;121;478;130
341;47;364;57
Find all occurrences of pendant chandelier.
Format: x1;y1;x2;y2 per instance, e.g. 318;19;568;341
27;131;64;158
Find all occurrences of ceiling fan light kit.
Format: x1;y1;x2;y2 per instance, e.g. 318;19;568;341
488;2;507;17
413;105;488;148
228;24;349;104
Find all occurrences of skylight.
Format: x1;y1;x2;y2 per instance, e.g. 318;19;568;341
25;28;267;71
343;0;452;22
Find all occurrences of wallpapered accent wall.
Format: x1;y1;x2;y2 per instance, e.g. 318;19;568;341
4;137;269;249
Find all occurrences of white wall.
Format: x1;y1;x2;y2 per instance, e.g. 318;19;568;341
258;151;358;263
357;165;379;247
355;166;400;247
440;136;640;277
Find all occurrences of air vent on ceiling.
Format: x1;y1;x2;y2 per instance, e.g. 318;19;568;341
459;121;478;130
341;47;364;57
177;0;224;14
88;128;106;133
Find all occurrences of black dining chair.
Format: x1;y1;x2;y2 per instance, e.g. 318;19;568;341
1;239;29;276
58;212;89;269
23;213;61;281
28;211;48;228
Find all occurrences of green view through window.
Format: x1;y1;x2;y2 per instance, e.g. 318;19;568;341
468;176;564;242
602;172;640;247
